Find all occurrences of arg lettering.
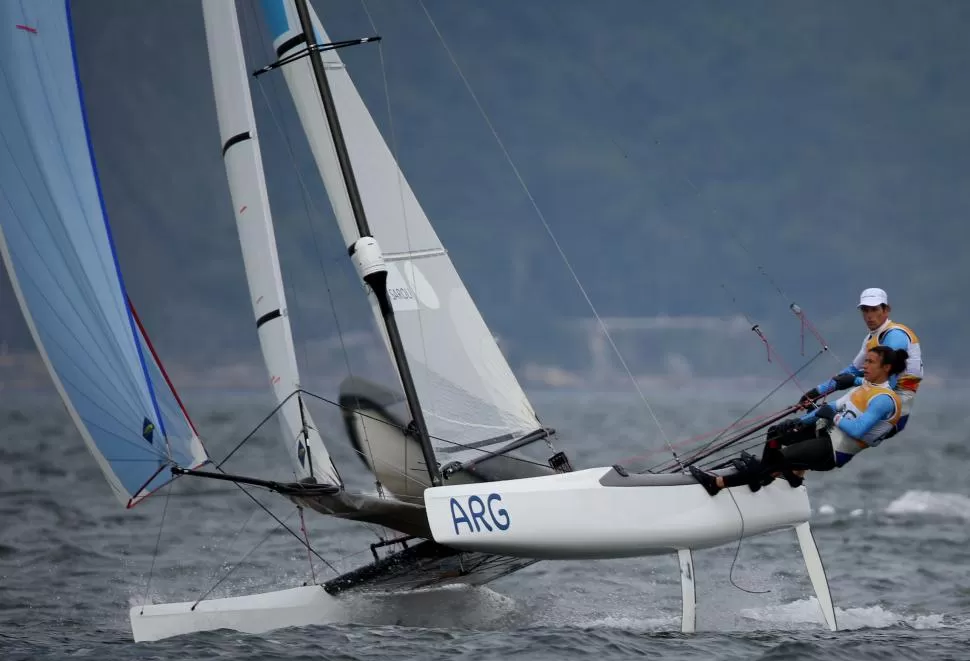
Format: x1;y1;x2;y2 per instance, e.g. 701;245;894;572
450;493;510;535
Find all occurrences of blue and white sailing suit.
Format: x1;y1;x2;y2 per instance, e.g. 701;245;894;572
798;380;902;467
811;319;922;434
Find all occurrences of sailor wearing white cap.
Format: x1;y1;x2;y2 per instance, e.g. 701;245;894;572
797;288;922;438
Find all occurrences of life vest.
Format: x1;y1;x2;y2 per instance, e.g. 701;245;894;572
864;321;923;392
832;382;902;452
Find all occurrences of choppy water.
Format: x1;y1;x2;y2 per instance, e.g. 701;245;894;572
1;386;969;660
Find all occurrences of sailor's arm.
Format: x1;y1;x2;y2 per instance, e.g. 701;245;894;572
816;339;870;395
799;410;818;424
815;367;863;396
833;394;897;440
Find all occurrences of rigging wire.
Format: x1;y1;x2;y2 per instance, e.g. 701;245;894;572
214;385;552;503
643;347;823;473
724;489;771;596
299;389;555;470
190;506;301;610
719;282;814;393
358;0;427;507
416;0;683;467
682;175;840;367
617;405;790;468
242;0;386;496
225;480;338;575
179;473;345;610
298;506;317;584
139;480;174;615
199;502;260;597
686;348;825;466
540;7;840;371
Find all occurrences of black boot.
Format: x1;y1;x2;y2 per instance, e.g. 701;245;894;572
725;454;759;492
781;469;804;488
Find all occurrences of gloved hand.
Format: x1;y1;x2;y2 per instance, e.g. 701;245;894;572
814;403;836;421
767;418;799;441
832;373;857;390
797;387;821;408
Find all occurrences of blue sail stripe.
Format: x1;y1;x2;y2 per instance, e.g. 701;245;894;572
0;173;148;421
63;0;169;441
0;57;148;419
0;0;207;500
261;0;324;43
31;7;129;337
11;85;149;414
261;0;290;40
0;219;168;456
18;6;131;336
0;192;147;422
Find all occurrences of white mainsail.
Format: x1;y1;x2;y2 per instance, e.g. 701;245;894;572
201;0;338;486
260;0;541;465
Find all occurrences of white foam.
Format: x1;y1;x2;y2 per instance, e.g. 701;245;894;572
885;490;970;520
741;597;947;630
127;594;153;608
345;584;518;628
577;614;679;631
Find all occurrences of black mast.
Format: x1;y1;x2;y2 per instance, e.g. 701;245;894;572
292;0;441;486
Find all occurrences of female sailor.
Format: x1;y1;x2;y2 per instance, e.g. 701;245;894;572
690;345;908;495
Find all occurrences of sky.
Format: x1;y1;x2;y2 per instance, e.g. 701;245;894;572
2;0;968;392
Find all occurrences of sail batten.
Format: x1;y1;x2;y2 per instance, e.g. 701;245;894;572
0;0;208;505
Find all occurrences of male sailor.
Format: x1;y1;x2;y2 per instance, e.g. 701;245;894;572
689;346;908;495
798;287;923;437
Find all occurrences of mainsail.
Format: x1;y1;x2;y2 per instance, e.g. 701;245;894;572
260;0;542;464
201;0;338;486
0;0;207;506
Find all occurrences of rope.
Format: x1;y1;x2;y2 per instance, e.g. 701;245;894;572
139;480;173;614
298;506;317;584
417;0;682;467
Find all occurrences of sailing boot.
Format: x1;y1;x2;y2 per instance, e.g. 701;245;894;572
727;456;756;492
735;451;768;492
780;469;804;488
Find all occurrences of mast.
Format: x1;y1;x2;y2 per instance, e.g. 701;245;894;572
201;0;339;486
291;0;441;486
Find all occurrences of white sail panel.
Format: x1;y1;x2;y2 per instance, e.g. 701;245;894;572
260;0;540;462
0;0;207;505
202;0;339;485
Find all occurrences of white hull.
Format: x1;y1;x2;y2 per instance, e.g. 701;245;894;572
130;585;339;642
129;468;836;641
423;466;811;559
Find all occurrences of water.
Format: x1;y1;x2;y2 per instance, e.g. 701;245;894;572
1;386;969;660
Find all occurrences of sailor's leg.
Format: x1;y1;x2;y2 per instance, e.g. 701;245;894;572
763;421;817;459
777;434;837;472
678;549;696;633
795;522;838;631
761;421;818;484
689;453;768;494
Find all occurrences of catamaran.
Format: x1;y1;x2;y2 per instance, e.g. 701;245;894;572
0;0;837;642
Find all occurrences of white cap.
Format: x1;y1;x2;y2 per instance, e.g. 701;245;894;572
858;287;888;307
